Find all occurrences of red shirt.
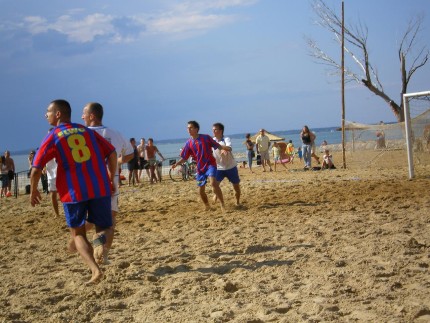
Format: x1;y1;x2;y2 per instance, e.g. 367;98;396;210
33;123;115;203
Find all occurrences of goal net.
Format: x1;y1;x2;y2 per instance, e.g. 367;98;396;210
403;90;430;178
331;91;429;177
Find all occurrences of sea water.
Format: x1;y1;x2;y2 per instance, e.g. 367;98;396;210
10;126;341;173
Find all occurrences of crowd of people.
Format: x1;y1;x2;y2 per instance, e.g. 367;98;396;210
241;126;335;172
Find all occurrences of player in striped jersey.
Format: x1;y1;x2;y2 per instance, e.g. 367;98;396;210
30;99;117;284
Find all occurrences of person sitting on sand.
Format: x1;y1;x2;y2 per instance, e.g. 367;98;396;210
321;149;336;170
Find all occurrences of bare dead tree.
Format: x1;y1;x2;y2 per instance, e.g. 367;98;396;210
306;0;429;122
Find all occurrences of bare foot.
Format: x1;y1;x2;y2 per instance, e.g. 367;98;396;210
85;270;103;285
67;238;77;253
93;245;104;264
205;203;211;211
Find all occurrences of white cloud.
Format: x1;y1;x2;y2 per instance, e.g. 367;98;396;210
18;0;257;44
147;13;236;34
24;13;116;43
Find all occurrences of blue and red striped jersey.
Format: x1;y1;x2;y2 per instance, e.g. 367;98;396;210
33;123;115;203
181;134;220;174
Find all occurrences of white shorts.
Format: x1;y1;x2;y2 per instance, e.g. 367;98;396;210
48;178;57;192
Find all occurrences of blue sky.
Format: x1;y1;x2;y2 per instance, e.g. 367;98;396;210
1;0;429;151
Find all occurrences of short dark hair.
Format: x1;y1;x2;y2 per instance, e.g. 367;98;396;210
87;102;104;121
213;122;224;135
188;120;200;131
51;99;71;119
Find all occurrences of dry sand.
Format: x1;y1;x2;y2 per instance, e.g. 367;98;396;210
1;150;430;322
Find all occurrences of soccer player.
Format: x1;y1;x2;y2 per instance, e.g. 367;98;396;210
81;102;134;263
212;122;241;206
171;120;231;212
30;99;117;284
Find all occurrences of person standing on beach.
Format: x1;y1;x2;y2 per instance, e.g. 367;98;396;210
171;120;231;212
127;138;140;186
300;125;315;169
4;151;15;197
145;138;165;184
255;129;273;172
30;99;117;284
286;140;295;164
244;133;255;173
0;156;8;198
212;122;241;206
81;102;134;264
137;138;149;181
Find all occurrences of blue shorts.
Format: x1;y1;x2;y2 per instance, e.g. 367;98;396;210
63;196;112;228
0;174;8;188
215;166;240;184
195;165;216;187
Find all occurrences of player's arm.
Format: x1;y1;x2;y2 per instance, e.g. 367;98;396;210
119;151;134;164
107;150;118;190
172;158;186;169
30;167;43;206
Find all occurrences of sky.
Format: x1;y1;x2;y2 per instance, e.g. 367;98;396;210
1;0;429;151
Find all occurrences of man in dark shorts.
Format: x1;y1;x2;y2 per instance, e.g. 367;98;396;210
127;138;140;186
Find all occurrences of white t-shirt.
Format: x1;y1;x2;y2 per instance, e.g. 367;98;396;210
256;134;270;152
46;159;57;181
212;136;237;170
89;125;134;174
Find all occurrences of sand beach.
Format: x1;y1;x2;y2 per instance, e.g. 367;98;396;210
1;149;429;322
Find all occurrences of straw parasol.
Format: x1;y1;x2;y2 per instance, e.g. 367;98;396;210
249;130;285;143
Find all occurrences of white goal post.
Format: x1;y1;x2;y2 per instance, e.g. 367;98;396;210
403;90;430;179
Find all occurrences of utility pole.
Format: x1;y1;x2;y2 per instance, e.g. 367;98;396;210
341;0;346;168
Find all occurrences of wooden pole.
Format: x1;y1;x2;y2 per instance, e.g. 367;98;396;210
341;0;346;168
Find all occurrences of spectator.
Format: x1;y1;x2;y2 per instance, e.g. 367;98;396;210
300;125;315;170
137;138;150;181
272;142;288;171
321;149;336;170
127;138;140;186
244;133;255;173
286;140;295;164
145;138;165;184
255;129;273;172
0;156;8;198
4;150;15;196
